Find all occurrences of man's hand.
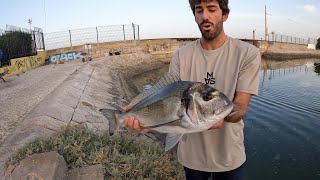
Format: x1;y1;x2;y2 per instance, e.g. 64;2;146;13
208;119;224;130
122;116;150;133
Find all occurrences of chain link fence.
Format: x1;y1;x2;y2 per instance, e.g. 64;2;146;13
268;33;317;45
44;24;140;50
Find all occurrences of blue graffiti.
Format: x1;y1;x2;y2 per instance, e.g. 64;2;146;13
49;52;86;63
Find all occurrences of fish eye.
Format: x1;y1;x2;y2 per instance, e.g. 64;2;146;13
203;95;212;101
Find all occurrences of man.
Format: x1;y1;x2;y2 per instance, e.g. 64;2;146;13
123;0;260;179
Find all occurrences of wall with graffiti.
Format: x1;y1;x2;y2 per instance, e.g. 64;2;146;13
0;51;46;78
49;51;86;63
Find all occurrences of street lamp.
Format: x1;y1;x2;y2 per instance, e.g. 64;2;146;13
28;19;32;33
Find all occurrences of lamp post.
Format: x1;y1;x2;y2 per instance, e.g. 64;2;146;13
28;19;32;33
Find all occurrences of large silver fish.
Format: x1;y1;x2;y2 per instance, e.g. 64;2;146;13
100;81;234;151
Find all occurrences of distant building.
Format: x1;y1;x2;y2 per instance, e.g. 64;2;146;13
307;44;316;50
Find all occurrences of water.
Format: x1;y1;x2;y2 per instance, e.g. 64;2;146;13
245;59;320;180
132;58;320;179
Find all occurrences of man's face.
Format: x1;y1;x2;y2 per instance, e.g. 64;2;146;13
194;0;228;41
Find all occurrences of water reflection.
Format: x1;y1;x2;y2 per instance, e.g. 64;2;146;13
260;59;320;94
246;58;320;180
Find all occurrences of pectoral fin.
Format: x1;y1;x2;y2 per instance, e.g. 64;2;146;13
165;133;184;151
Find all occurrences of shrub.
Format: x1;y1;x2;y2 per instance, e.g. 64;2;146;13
0;31;34;66
316;38;320;50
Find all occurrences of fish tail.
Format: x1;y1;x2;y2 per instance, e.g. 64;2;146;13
99;108;122;136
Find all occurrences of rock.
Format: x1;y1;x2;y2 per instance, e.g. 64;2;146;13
11;151;67;180
67;164;104;180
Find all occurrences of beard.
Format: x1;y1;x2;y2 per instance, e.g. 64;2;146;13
198;18;223;41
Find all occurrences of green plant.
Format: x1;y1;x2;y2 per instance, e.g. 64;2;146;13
7;124;184;179
0;31;33;65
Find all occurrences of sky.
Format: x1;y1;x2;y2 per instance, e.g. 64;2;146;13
0;0;319;41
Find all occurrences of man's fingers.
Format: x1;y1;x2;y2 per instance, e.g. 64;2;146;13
143;127;150;133
133;119;142;132
127;117;134;128
209;119;224;130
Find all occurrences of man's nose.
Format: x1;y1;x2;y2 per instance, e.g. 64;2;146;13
201;9;210;20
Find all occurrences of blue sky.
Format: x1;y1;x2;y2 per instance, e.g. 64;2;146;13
1;0;319;40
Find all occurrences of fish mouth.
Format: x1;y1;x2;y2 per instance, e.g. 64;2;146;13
215;103;233;116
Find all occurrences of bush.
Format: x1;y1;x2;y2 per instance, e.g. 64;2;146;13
316;38;320;50
0;31;34;66
7;124;184;179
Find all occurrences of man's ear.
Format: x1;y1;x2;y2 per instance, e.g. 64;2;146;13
223;13;229;22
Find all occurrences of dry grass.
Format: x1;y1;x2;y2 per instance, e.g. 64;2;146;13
7;124;184;179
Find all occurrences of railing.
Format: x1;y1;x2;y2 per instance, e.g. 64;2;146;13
268;33;317;45
44;23;140;50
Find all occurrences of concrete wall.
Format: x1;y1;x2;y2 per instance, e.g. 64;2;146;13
0;51;46;78
46;39;189;63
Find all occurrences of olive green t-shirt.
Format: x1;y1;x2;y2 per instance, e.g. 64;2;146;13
170;37;261;172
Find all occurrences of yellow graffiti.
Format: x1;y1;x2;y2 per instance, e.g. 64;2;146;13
0;51;46;78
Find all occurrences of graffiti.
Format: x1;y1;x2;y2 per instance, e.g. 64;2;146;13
0;51;46;78
14;56;43;70
49;52;86;63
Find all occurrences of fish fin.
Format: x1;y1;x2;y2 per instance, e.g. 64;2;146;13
99;109;122;136
131;81;191;111
165;133;184;151
124;72;180;112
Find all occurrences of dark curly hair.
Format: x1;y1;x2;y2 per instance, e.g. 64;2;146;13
189;0;230;15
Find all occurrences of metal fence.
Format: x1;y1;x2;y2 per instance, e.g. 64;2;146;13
0;25;45;67
44;23;140;50
268;33;317;45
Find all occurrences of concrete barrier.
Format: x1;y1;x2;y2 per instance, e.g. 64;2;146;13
0;51;47;78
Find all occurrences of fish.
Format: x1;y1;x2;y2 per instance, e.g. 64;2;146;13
100;81;235;151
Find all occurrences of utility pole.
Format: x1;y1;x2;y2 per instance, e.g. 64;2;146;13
265;3;268;41
253;29;256;40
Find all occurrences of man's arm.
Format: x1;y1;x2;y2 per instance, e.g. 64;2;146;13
209;91;252;129
225;91;252;123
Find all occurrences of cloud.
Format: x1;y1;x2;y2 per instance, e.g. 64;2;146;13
303;4;316;13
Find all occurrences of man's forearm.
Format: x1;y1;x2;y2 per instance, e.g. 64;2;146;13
224;91;252;123
225;102;247;123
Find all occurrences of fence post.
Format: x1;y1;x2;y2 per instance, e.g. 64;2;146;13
96;27;99;44
41;32;46;50
69;30;72;47
138;25;140;40
132;23;136;40
123;25;126;41
32;31;37;53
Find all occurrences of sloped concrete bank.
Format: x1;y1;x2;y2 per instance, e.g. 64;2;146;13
261;41;320;60
0;51;168;179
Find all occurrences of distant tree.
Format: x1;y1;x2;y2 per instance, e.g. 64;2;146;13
316;38;320;50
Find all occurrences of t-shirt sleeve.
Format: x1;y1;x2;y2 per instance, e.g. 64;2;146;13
236;47;261;95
